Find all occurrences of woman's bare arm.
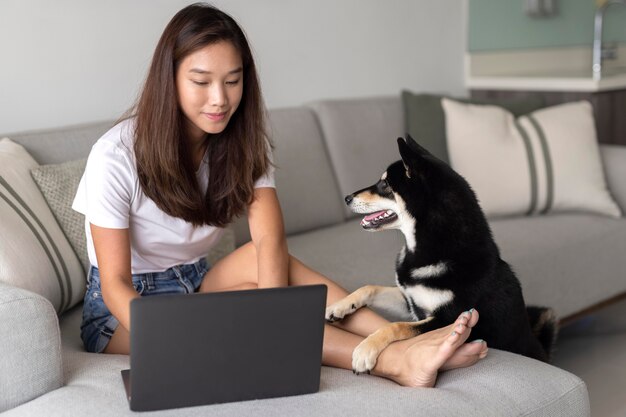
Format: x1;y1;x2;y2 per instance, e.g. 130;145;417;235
90;223;138;331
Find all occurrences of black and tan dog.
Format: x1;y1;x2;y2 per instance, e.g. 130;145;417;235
326;136;557;374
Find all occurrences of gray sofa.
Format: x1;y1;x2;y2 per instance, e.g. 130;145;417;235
5;94;625;416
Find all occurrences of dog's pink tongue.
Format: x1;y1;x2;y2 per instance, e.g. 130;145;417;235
364;211;386;221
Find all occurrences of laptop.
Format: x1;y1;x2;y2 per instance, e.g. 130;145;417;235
121;284;327;412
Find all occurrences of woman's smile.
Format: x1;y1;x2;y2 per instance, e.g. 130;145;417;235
203;111;228;121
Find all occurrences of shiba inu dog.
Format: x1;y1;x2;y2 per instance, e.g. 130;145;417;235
326;136;557;374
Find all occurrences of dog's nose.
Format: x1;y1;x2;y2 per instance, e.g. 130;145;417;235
345;194;353;205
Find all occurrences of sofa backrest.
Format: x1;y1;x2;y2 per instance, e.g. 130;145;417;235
230;107;347;245
309;96;404;218
3;96;404;244
4;121;114;165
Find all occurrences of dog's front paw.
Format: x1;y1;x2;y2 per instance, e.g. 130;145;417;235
352;337;381;375
325;299;359;322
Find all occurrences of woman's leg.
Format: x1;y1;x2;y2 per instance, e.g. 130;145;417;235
104;325;130;354
200;242;488;387
200;242;391;337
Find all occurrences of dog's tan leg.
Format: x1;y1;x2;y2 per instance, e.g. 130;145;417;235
352;317;433;374
325;285;401;322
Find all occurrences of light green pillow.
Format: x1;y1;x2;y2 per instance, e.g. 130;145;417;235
31;159;89;273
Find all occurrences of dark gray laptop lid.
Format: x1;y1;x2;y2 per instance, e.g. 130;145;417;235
126;284;327;411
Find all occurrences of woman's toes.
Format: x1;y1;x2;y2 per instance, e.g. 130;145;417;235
465;339;487;355
427;328;473;372
440;340;488;371
479;347;489;359
454;308;479;328
466;309;479;328
455;311;470;325
455;323;468;335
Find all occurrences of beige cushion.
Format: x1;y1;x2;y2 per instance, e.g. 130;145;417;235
442;99;621;218
0;138;85;314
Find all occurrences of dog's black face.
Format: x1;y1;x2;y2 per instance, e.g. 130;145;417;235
346;135;466;233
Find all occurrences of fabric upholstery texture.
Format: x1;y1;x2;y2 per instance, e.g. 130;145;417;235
6;120;113;165
0;283;63;412
2;306;589;417
31;159;89;273
490;213;626;318
443;99;621;219
0;138;85;314
29;156;235;272
309;96;404;218
206;227;236;265
601;144;626;213
401;91;545;163
2;103;614;415
233;107;345;245
287;215;626;319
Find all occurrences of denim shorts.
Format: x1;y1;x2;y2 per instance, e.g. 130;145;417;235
80;258;210;353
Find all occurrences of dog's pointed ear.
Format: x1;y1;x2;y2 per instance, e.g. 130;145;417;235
397;137;414;178
405;134;431;157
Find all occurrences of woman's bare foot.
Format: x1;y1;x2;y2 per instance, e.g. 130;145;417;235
372;309;488;387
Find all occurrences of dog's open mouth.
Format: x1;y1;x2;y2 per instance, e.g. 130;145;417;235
360;210;398;229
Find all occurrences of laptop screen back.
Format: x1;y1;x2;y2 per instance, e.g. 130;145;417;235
127;284;327;411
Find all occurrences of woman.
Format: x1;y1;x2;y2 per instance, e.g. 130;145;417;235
73;3;487;388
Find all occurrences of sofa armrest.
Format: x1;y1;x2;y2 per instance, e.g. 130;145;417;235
0;282;63;412
601;144;626;214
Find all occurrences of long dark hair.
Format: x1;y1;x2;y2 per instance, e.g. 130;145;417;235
129;3;271;227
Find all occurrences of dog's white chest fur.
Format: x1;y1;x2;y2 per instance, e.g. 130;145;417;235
401;285;454;315
398;262;454;314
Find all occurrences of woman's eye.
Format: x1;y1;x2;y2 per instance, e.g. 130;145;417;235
192;80;208;86
225;79;240;85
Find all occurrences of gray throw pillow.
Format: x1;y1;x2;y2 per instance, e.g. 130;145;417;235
401;91;546;164
31;159;89;273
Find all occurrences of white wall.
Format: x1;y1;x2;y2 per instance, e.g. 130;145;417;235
0;0;466;133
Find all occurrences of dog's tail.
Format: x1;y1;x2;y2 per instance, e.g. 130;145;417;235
526;306;559;361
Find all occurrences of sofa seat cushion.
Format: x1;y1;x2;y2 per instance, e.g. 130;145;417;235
491;214;626;318
4;306;589;417
288;215;626;320
287;219;405;293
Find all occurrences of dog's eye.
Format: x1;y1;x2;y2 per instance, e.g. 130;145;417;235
380;180;389;189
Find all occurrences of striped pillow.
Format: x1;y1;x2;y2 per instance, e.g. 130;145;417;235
442;99;621;219
0;138;85;314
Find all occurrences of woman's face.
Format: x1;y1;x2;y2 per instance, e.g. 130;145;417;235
176;41;244;141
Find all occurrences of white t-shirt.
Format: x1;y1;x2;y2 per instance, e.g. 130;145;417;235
72;118;275;273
